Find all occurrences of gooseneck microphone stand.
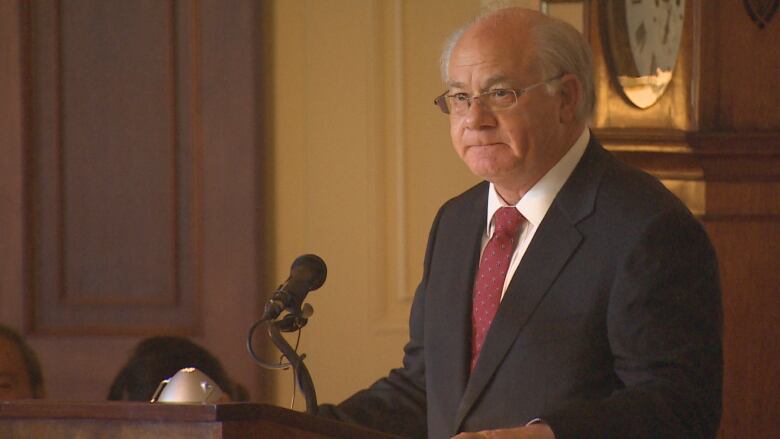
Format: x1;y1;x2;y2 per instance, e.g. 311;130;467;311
246;301;318;415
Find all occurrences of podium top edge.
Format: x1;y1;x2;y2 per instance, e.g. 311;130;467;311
0;401;405;438
0;401;255;422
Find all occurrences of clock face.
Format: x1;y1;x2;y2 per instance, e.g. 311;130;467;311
603;0;687;109
625;0;686;77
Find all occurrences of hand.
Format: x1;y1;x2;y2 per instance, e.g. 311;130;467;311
451;423;555;439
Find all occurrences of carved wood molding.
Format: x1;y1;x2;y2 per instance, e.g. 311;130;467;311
595;128;780;218
595;128;701;179
690;132;780;182
596;128;780;181
743;0;780;29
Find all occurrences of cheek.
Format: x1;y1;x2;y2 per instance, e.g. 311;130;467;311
449;121;466;155
502;112;550;144
496;118;528;150
449;117;461;137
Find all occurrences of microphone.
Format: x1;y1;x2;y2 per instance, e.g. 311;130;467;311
263;254;327;320
151;367;226;404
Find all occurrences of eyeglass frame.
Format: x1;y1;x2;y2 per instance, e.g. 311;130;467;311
433;74;565;115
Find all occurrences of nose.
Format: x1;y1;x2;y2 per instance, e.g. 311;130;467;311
463;96;497;129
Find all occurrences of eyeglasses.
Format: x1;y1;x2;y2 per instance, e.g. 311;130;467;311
433;75;563;115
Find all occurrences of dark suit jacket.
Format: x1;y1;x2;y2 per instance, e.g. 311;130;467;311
319;137;723;439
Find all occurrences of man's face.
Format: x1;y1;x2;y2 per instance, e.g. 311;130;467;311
0;336;34;400
446;21;570;198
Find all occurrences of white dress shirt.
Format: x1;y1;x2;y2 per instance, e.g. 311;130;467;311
481;128;590;300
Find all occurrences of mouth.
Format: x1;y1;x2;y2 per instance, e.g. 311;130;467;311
468;142;506;148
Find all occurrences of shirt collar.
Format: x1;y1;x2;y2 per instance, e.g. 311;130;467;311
486;127;590;234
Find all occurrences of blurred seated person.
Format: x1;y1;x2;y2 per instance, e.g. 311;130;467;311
107;336;248;402
0;324;45;400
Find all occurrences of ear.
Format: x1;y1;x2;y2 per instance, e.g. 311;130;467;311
557;73;581;124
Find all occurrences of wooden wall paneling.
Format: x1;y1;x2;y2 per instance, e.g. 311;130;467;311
698;2;780;131
2;0;269;401
707;217;780;438
697;134;780;439
703;183;780;439
196;0;267;402
0;0;26;327
27;0;200;334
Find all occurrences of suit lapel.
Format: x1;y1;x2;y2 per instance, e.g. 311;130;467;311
453;138;607;431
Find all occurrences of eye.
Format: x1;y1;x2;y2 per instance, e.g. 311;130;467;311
450;92;470;102
492;89;512;98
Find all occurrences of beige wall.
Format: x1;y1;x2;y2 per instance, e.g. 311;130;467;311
268;0;584;408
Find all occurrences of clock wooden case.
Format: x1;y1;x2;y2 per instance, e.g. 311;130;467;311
590;0;695;133
602;0;686;109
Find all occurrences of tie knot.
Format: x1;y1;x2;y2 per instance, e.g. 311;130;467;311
493;207;524;237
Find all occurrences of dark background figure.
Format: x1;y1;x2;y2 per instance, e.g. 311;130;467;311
107;336;248;402
0;324;45;400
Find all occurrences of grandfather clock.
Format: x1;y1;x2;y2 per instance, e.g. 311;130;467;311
587;1;780;438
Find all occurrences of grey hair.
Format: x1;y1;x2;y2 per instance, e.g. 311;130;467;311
440;24;470;83
439;8;595;121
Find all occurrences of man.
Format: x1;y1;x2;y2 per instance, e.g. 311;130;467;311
0;324;45;400
319;7;722;439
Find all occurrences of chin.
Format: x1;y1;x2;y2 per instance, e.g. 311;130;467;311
464;158;519;182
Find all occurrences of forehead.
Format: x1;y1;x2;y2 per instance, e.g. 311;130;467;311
447;19;537;88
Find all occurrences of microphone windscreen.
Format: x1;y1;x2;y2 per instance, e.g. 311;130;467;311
291;254;327;291
150;367;225;404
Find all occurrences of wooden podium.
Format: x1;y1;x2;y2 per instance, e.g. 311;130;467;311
0;401;403;439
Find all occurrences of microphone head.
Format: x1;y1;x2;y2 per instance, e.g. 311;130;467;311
151;367;226;404
291;254;327;291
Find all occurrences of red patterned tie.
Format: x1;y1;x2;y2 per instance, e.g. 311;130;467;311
471;206;524;371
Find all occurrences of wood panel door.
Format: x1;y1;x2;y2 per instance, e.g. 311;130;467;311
0;0;271;402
